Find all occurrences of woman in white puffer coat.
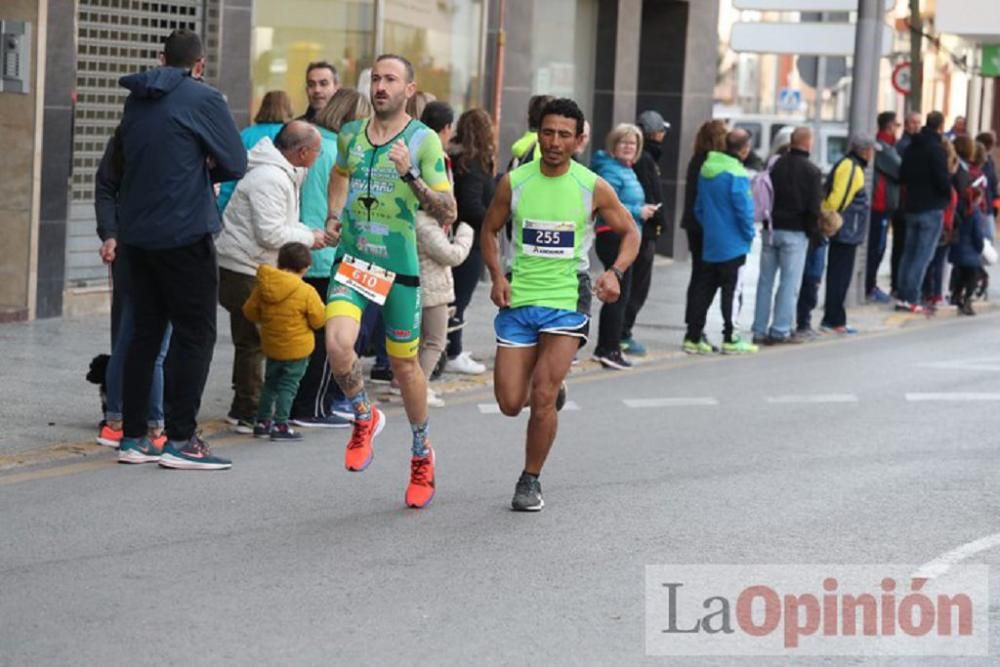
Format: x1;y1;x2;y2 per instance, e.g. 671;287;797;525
416;211;473;407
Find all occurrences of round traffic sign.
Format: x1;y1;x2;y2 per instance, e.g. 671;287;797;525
892;61;911;96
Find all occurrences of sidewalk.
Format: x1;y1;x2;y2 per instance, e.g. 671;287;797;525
0;238;991;460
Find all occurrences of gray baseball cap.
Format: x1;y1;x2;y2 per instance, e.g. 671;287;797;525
637;110;671;136
849;132;881;151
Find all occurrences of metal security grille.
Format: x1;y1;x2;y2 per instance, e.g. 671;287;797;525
68;0;206;286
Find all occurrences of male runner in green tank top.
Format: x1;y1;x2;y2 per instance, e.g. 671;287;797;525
481;98;640;511
324;54;456;509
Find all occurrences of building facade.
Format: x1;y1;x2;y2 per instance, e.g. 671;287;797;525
0;0;718;321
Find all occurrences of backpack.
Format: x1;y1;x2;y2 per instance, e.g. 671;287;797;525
750;168;774;225
827;157;867;245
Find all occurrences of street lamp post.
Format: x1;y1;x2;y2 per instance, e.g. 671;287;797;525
847;0;884;307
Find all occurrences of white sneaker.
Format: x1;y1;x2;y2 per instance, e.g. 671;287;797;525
444;352;486;375
427;388;446;408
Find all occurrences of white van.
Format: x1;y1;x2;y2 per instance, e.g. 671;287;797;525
717;114;848;174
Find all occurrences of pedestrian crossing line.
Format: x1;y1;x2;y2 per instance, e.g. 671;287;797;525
905;392;1000;402
765;394;859;404
477;401;581;414
622;397;719;408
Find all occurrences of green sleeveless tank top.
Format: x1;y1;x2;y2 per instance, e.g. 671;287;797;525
509;159;598;311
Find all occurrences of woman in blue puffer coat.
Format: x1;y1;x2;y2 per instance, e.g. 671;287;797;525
591;124;659;369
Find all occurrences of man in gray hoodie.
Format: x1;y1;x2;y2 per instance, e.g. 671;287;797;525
116;29;246;470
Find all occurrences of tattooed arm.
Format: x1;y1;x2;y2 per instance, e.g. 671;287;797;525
388;139;458;226
408;176;457;225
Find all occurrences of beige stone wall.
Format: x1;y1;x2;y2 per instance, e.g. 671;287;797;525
0;0;43;321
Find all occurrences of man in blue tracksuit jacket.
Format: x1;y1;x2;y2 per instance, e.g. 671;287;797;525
685;129;757;354
115;29;247;470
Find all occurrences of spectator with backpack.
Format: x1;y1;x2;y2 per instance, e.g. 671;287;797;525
752;127;821;345
867;112;901;303
817;135;875;335
508;95;552;170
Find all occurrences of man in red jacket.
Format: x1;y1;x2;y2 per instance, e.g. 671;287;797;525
866;111;901;302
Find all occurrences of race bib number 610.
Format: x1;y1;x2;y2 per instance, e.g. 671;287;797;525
334;255;396;305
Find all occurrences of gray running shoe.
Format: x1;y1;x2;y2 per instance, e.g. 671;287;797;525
556;381;568;412
511;473;544;512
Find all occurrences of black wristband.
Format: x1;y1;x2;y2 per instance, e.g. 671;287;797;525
610;266;624;282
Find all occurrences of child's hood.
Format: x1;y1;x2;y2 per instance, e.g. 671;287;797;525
255;264;303;304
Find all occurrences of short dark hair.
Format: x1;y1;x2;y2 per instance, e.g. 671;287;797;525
539;98;585;136
421;101;454;133
877;111;897;132
976;131;996;150
726;129;751;155
306;61;339;85
528;95;555;131
926;111;946;132
163;29;203;68
277;243;312;272
375;54;415;82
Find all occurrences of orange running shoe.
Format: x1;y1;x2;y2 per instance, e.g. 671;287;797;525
96;423;123;448
344;406;385;472
149;432;167;450
405;445;436;509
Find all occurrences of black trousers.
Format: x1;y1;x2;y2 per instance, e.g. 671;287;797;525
446;245;482;359
595;231;633;354
821;241;857;328
890;210;907;294
622;235;657;340
684;226;703;327
954;266;979;305
122;235;217;441
291;276;344;419
686;255;745;343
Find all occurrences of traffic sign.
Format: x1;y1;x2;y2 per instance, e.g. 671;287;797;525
733;0;894;10
777;88;803;112
983;45;1000;78
891;61;911;95
730;22;894;57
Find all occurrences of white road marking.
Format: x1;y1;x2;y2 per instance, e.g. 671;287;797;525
765;394;859;404
477;401;581;414
905;393;1000;402
623;397;719;408
918;357;1000;372
913;533;1000;580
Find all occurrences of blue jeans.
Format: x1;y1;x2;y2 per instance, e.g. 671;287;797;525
105;297;171;427
752;229;809;338
899;210;944;304
797;242;828;330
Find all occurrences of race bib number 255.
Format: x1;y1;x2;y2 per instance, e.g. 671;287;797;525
522;220;575;259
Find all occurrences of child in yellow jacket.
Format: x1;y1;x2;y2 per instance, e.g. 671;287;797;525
243;243;326;440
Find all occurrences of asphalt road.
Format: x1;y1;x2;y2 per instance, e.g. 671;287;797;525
4;313;1000;665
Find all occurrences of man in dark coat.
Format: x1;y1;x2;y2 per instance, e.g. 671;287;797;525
116;29;246;469
626;110;670;356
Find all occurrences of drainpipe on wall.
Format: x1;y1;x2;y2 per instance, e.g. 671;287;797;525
491;0;506;150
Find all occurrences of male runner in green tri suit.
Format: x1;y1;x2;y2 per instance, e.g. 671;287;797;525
324;54;456;509
481;98;640;511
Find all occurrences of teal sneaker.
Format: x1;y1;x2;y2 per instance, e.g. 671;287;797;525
620;337;648;356
118;436;164;464
721;336;759;355
682;338;713;355
158;436;232;471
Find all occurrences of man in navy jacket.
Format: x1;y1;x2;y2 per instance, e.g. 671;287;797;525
116;29;246;470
